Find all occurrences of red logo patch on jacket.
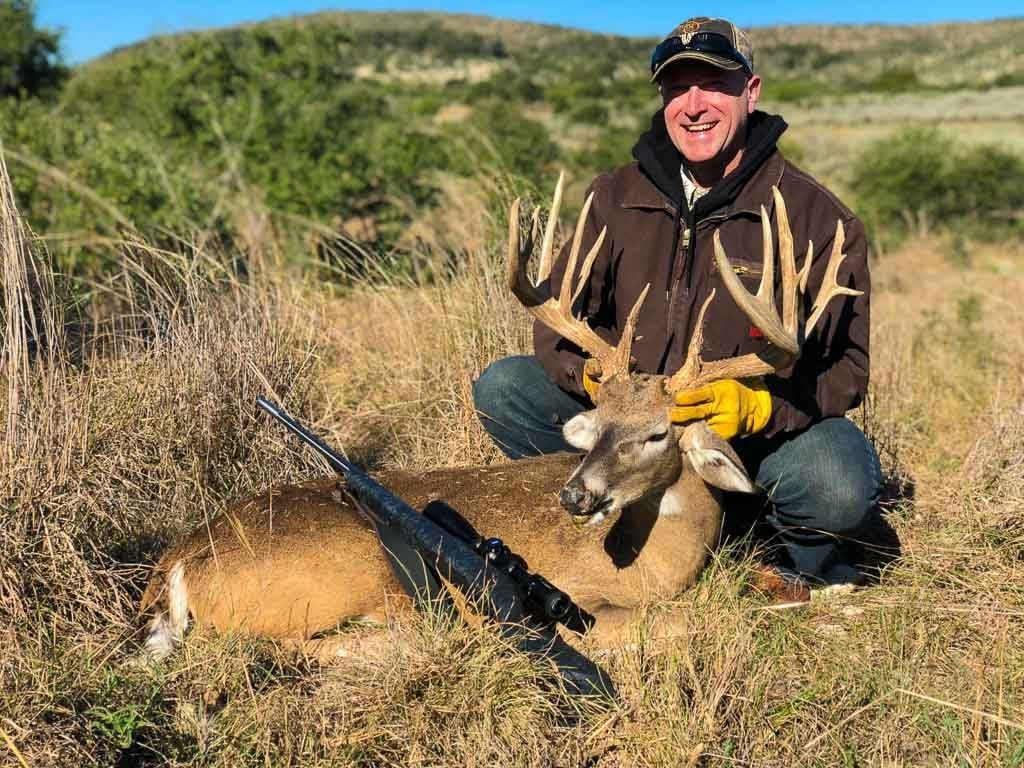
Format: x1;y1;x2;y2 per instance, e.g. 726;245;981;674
749;325;764;339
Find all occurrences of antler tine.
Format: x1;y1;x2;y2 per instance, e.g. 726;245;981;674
571;222;606;307
758;204;776;314
609;283;650;375
559;190;597;309
712;229;798;355
805;219;863;333
506;197;540;305
773;188;799;334
668;290;715;390
798;240;813;294
536;171;564;283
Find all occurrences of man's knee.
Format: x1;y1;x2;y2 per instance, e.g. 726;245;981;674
473;356;539;421
759;418;881;535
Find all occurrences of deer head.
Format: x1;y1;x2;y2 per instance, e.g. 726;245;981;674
507;174;861;527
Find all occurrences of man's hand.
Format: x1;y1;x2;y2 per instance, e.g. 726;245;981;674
582;358;603;402
669;379;772;440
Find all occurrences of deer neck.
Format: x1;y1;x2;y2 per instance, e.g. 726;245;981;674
601;470;723;601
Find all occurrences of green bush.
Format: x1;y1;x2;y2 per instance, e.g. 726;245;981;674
453;103;561;182
850;126;1024;242
861;67;924;93
569;100;609;124
760;42;845;73
574;124;638;174
760;78;823;103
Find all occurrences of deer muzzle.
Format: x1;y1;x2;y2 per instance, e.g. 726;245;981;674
559;480;608;525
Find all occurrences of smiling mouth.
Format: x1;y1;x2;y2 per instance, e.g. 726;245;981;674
684;122;717;133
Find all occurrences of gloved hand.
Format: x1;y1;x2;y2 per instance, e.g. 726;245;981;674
582;358;603;402
669;378;772;440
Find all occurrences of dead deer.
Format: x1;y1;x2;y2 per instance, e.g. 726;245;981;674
140;176;859;659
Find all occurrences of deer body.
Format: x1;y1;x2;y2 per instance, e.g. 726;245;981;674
141;438;728;656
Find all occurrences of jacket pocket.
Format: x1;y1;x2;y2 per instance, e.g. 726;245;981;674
713;258;763;278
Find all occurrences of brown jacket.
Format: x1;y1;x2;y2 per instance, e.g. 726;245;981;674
534;112;870;437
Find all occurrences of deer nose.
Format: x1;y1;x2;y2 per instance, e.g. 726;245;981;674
559;484;587;513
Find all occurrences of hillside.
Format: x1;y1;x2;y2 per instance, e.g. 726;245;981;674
1;11;1021;275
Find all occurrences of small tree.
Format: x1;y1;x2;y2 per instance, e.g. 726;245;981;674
0;0;67;99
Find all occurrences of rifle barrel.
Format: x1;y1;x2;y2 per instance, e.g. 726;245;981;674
256;397;354;475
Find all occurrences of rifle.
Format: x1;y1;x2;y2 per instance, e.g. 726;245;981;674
255;397;616;700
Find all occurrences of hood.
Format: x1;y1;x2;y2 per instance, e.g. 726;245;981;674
631;109;788;217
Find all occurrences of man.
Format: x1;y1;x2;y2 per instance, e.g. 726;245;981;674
472;17;880;596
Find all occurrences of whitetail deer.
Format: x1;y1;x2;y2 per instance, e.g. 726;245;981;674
140;175;860;659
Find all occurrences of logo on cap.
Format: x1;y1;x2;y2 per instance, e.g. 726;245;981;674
679;19;701;44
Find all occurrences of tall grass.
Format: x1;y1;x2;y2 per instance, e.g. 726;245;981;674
2;147;1024;765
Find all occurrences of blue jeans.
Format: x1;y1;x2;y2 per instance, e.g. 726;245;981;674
472;355;882;584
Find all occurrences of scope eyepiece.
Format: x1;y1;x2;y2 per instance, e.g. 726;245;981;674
542;590;571;621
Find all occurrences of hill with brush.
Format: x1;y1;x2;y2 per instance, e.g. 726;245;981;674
2;11;1022;274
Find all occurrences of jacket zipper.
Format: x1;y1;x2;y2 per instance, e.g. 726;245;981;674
666;205;698;336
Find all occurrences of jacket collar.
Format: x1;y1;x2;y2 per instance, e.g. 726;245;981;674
620;149;786;221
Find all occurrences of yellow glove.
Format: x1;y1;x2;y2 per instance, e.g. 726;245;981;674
668;379;772;440
582;358;603;402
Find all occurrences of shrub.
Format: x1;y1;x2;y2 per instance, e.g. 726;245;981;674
861;67;924;93
850;126;1024;242
850;127;953;235
759;42;845;74
760;78;823;103
568;100;609;124
574;124;638;174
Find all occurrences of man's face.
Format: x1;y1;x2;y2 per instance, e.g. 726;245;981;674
659;61;761;175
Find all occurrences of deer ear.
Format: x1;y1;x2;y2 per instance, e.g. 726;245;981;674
563;412;599;451
680;422;758;494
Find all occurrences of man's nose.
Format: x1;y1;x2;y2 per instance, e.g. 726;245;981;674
682;86;709;115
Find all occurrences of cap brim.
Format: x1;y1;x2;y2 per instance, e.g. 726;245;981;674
650;52;743;83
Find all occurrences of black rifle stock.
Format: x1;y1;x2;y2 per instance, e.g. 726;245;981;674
255;397;616;700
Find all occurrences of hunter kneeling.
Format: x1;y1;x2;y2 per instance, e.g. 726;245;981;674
473;16;879;600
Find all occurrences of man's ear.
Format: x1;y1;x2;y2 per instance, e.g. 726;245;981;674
680;422;757;494
746;74;762;114
563;412;600;452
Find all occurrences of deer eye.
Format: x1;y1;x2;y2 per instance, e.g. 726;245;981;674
646;430;669;443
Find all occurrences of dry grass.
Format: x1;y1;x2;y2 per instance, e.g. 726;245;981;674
2;144;1024;766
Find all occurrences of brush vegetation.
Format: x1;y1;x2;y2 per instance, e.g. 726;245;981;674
2;6;1024;767
0;9;1022;273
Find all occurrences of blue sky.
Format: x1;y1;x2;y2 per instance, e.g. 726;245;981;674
39;1;1022;64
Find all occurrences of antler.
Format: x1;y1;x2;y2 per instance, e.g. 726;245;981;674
508;172;649;387
666;186;862;393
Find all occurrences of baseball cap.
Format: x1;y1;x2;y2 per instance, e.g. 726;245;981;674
650;17;754;82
